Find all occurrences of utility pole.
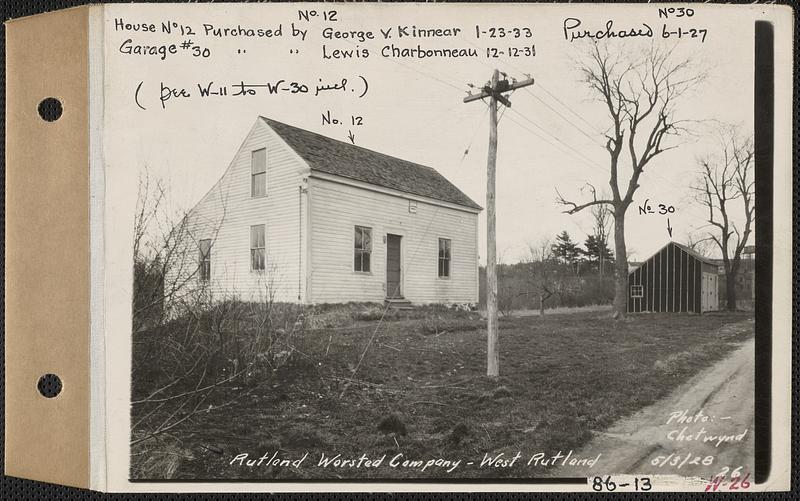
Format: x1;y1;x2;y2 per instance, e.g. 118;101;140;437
464;70;534;378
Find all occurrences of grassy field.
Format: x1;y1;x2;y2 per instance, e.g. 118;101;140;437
130;307;753;480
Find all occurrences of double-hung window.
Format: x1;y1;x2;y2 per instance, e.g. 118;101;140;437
250;225;265;271
354;226;372;272
631;284;643;298
251;149;267;197
198;239;212;281
438;238;451;278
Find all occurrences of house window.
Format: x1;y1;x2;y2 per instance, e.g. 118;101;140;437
631;284;643;298
438;238;451;278
250;224;265;271
198;239;211;281
251;148;267;197
354;226;372;272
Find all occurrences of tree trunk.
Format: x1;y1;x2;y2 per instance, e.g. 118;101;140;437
612;206;628;318
726;261;739;311
539;294;545;317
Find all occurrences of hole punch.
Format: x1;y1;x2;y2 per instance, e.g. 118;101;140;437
37;374;62;398
37;97;63;122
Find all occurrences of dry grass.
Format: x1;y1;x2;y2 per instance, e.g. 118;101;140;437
130;308;753;480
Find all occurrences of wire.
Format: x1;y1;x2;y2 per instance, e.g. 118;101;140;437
388;58;466;93
453;34;604;143
497;105;508;124
454;35;710;217
503;114;585;168
522;87;602;145
503;110;711;223
339;32;711;227
350;206;442;380
459;104;490;167
506;107;607;172
496;89;515;125
337;37;465;93
534;83;608;137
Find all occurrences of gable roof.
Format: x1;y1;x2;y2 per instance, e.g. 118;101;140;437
629;241;716;274
671;242;716;265
260;117;482;211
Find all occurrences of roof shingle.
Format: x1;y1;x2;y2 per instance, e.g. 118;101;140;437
262;117;482;211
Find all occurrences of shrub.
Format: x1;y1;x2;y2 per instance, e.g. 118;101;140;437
132;257;165;330
377;413;407;436
449;423;470;444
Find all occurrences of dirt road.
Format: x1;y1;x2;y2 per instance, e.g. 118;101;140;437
552;320;754;481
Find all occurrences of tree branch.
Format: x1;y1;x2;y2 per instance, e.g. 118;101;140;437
555;185;614;215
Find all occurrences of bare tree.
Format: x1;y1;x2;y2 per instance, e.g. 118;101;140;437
131;169;241;451
557;42;704;318
130;169;310;479
685;230;715;257
522;239;566;317
693;125;754;310
132;169;224;329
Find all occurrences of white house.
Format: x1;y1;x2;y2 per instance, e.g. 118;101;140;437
178;117;482;305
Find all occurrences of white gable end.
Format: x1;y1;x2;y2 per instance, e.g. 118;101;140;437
176;119;310;303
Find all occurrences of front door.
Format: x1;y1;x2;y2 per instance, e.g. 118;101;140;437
386;234;402;298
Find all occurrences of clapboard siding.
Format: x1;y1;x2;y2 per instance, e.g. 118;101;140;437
176;120;308;303
308;177;479;304
169;117;480;306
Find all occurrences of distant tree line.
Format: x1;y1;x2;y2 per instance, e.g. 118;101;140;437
550;230;614;276
479;224;616;316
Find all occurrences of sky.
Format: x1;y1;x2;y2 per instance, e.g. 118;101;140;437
103;3;759;265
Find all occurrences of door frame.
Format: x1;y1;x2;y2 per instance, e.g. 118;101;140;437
384;231;405;299
701;272;717;312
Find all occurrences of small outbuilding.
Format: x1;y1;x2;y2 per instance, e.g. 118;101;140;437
628;241;719;314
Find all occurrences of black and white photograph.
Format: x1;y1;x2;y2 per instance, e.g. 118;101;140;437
76;2;793;491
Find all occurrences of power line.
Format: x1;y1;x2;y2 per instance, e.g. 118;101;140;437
342;31;672;197
496;89;514;124
340;35;710;228
452;32;708;203
394;61;466;93
453;34;605;144
458;104;490;166
507;100;708;218
351;206;442;381
338;40;715;244
503;111;711;223
338;37;465;93
453;35;710;214
506;107;607;172
534;82;608;137
522;87;602;145
503;113;594;169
